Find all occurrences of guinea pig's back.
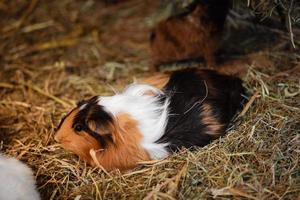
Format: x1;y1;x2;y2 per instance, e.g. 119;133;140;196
197;69;245;121
0;154;40;200
156;69;245;151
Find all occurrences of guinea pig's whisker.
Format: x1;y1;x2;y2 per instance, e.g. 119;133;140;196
94;148;105;153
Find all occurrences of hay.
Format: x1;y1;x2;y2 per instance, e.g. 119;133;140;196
0;0;299;199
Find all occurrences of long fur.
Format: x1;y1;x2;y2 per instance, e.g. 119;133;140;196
157;69;245;152
55;69;245;170
99;84;170;159
0;154;40;200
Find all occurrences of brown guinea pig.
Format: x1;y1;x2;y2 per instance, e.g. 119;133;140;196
55;69;245;171
150;0;231;70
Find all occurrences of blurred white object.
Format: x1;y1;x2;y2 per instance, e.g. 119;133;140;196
0;154;40;200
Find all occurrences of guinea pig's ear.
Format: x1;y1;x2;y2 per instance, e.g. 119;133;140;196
85;105;119;145
87;119;112;138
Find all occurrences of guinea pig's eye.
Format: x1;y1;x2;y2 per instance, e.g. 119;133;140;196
74;123;84;133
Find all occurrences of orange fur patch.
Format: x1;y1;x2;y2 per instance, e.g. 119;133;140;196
141;73;170;90
93;113;150;171
200;103;225;137
55;108;79;144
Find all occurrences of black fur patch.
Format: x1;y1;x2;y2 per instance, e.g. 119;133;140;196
170;0;231;24
157;69;245;152
201;0;231;28
150;32;156;42
73;96;114;147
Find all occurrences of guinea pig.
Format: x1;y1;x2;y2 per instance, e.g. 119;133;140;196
150;0;231;70
55;69;245;171
0;154;40;200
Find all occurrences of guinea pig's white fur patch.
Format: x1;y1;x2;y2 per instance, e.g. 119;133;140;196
0;154;40;200
99;83;170;159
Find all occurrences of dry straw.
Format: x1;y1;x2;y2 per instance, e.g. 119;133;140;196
0;0;299;199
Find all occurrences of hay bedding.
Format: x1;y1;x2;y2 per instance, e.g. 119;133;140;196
0;0;299;199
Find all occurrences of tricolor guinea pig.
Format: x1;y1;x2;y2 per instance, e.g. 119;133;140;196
55;69;245;171
150;0;230;70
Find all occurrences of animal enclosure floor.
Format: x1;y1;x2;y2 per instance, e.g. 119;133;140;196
0;0;299;199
